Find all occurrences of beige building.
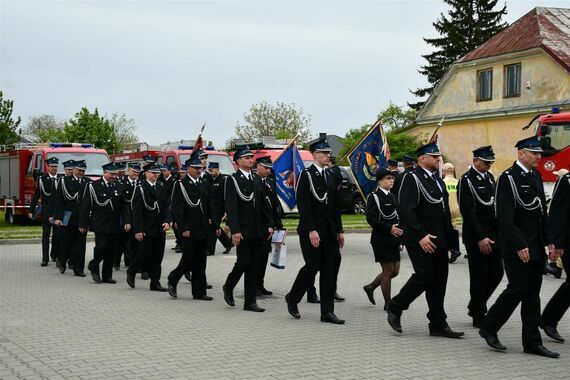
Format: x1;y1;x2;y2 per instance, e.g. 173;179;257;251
408;7;570;174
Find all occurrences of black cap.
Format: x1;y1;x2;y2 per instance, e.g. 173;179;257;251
142;155;155;163
233;148;254;162
102;162;119;173
387;159;398;167
208;162;219;169
472;145;496;162
128;163;142;172
309;139;332;153
415;143;442;157
143;163;161;173
185;156;203;168
46;157;59;166
515;136;543;152
375;167;395;181
403;155;415;164
256;156;273;168
62;159;75;168
74;160;87;170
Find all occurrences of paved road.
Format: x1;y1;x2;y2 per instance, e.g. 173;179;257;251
1;234;568;379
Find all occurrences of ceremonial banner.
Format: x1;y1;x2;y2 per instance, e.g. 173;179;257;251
273;142;305;209
347;119;390;198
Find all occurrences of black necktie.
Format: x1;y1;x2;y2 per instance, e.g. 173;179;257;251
323;170;328;184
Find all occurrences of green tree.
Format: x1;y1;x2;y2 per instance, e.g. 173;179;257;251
386;131;422;161
379;102;417;131
338;124;370;163
108;112;138;148
0;91;22;144
234;101;311;143
64;107;120;154
22;115;66;142
410;0;508;109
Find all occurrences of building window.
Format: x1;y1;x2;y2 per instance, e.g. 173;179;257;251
476;68;493;101
504;63;521;97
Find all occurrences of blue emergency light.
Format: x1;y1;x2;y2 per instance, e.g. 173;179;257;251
178;145;193;150
552;107;560;114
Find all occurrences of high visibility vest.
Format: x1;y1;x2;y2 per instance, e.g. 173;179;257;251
444;178;458;193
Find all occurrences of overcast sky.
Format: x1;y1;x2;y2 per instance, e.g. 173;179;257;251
1;0;568;147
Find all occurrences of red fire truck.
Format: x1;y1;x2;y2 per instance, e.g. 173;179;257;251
527;108;570;199
111;145;235;175
0;143;110;224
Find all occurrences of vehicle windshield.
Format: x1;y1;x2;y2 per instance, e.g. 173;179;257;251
540;123;570;151
47;152;110;176
178;153;235;175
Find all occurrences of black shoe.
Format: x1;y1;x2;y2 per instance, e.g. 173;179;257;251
206;282;213;289
257;288;273;296
167;281;177;298
184;272;192;283
150;284;167;292
363;285;376;305
223;285;235;307
523;345;560;358
102;279;116;284
307;295;320;304
206;251;214;256
449;249;461;263
546;263;563;279
58;260;66;274
244;303;265;312
141;272;149;280
41;261;48;267
174;248;183;253
387;308;402;333
223;245;233;254
430;326;465;339
285;293;301;319
126;271;135;288
321;312;345;324
171;245;180;251
334;292;345;302
74;272;86;277
540;324;565;343
90;271;102;283
479;329;507;351
193;294;213;301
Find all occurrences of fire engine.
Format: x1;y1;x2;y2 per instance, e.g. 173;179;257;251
111;144;235;175
525;108;570;199
0;143;110;224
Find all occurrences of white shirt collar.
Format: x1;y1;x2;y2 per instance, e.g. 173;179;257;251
49;173;57;179
73;175;81;181
378;187;390;196
312;163;325;174
421;166;435;177
146;179;156;187
102;178;110;186
239;168;252;179
164;175;171;181
516;160;530;173
189;175;199;184
472;167;487;177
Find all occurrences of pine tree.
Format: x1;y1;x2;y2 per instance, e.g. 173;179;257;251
410;0;508;109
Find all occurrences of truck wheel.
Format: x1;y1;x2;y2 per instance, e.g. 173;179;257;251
353;198;366;215
5;210;27;225
6;209;15;224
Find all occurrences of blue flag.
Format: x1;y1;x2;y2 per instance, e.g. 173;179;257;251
273;143;305;209
348;121;390;197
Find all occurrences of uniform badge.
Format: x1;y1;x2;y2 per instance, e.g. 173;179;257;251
476;175;481;180
423;174;428;179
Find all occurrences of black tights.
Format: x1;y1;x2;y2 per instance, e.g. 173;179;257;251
367;261;400;308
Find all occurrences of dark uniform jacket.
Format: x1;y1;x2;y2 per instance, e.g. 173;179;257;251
54;176;91;226
261;175;283;230
549;173;570;251
120;176;139;224
496;162;552;259
131;180;171;238
159;175;176;204
366;189;401;247
398;167;455;249
171;176;212;240
225;170;273;240
207;173;228;224
458;167;498;245
79;178;130;234
393;167;412;198
29;173;60;223
296;164;343;239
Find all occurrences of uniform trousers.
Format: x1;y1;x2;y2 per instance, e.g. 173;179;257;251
114;231;133;268
168;237;208;296
40;223;54;262
289;235;340;314
390;246;449;330
89;233;120;281
256;240;272;290
128;234;166;286
541;253;570;329
224;238;265;306
481;253;544;348
466;242;504;318
59;226;87;274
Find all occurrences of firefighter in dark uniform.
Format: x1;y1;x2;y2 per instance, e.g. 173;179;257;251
79;163;130;283
206;161;232;255
167;157;219;300
28;157;61;266
387;143;464;338
158;164;176;197
138;155;155;181
126;163;171;292
541;170;570;343
458;146;504;328
222;148;274;312
479;136;559;358
285;139;345;324
254;156;283;296
387;159;401;177
54;160;91;276
393;155;414;197
114;163;141;270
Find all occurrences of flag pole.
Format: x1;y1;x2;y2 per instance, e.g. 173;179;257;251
340;117;383;164
273;133;300;162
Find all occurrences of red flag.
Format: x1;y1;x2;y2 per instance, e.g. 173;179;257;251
193;123;206;152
